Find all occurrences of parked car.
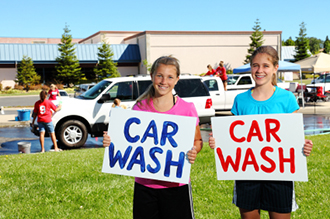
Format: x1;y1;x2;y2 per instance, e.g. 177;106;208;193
203;74;299;111
311;74;328;84
58;89;70;99
74;83;95;97
227;74;292;90
31;75;214;148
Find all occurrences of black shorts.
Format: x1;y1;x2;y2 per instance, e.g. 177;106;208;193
233;180;298;213
222;79;228;82
133;182;195;219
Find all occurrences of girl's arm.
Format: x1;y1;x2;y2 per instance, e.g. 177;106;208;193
103;131;111;147
187;126;203;164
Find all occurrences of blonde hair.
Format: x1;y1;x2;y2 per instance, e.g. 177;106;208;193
112;98;121;108
50;84;57;90
250;46;279;86
135;56;180;108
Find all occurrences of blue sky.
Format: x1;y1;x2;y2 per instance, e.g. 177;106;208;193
1;0;329;41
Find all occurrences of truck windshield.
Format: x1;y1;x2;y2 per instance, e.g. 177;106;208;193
76;81;112;99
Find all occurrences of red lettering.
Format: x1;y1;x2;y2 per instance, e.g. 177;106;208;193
260;146;276;173
216;147;241;172
242;148;259;172
265;119;281;142
247;120;263;142
279;147;295;173
230;120;245;143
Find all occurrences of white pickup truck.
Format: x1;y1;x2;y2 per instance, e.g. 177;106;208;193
31;75;215;148
202;74;293;111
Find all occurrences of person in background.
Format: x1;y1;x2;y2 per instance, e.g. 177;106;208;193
216;61;228;91
111;98;126;109
48;84;61;100
209;46;313;219
32;90;62;153
103;56;203;219
204;64;216;76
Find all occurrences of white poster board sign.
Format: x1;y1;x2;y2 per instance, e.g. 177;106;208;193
102;108;197;184
211;113;308;181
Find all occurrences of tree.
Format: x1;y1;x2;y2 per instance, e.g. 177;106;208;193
294;22;311;61
244;19;264;64
16;55;40;91
324;36;330;54
308;37;323;54
55;25;83;85
94;42;120;81
283;37;295;46
142;59;152;73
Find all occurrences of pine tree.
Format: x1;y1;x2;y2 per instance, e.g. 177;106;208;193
16;55;40;91
55;25;83;85
94;42;120;81
324;36;330;54
283;37;295;46
244;19;264;64
294;22;310;61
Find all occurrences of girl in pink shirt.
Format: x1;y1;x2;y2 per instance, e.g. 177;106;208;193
103;56;203;219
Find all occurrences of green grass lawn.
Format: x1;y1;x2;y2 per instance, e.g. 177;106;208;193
0;135;329;218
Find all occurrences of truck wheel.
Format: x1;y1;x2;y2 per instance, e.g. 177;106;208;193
57;120;88;148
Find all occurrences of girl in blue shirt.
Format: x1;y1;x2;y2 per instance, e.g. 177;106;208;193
209;46;313;219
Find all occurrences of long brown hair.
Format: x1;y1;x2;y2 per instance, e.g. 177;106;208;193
250;46;279;86
40;90;47;102
135;56;180;107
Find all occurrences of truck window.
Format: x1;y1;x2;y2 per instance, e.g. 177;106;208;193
137;80;152;97
203;79;219;91
106;81;133;101
237;76;252;85
175;79;209;97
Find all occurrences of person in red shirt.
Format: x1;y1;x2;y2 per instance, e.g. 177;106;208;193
48;84;61;100
215;61;228;91
204;64;216;76
32;90;62;152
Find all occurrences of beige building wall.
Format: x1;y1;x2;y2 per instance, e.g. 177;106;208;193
135;31;281;75
118;66;139;76
79;31;141;44
0;37;81;44
0;68;17;89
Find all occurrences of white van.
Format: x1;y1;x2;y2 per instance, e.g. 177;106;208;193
31;75;214;148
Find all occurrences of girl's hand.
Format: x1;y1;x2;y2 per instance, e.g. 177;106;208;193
209;133;216;149
303;139;313;156
187;147;197;164
103;131;111;147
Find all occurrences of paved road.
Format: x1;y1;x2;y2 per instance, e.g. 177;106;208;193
0;95;39;107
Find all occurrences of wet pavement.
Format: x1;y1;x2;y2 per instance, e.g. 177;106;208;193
1;114;330;155
0;127;104;155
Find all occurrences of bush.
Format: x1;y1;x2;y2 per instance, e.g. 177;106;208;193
29;84;42;90
4;86;11;91
42;85;50;91
14;84;24;90
56;84;64;89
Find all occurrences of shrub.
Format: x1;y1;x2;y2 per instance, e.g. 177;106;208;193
14;84;24;90
5;86;11;91
56;84;64;89
42;85;50;91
